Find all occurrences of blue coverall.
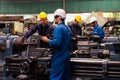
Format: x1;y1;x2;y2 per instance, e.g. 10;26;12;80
24;23;54;48
92;25;104;42
49;22;72;80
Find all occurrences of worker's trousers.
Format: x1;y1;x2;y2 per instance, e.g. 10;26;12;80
50;58;70;80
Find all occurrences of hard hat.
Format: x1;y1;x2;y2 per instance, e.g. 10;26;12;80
89;17;97;23
38;12;47;19
54;9;66;19
74;15;82;23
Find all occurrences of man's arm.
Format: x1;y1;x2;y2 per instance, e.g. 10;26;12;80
24;24;38;38
49;27;62;47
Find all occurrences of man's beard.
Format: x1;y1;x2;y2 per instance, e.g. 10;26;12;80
54;21;58;24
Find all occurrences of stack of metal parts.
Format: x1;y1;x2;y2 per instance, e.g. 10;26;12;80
101;37;118;51
101;37;120;61
72;48;90;58
77;41;98;48
73;41;99;58
70;58;120;80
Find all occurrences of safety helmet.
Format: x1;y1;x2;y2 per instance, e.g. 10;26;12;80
54;9;66;19
74;15;82;23
89;17;97;23
38;12;47;19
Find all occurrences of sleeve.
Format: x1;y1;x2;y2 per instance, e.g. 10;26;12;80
47;25;54;39
24;24;38;38
98;27;104;38
79;26;82;36
93;27;104;39
68;24;75;37
96;27;104;35
48;27;63;47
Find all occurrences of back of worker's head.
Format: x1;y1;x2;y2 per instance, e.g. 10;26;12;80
74;15;82;23
54;9;66;21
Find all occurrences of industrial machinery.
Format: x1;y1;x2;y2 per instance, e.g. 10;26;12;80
2;12;120;80
4;35;52;80
0;31;119;80
0;16;24;35
5;48;52;80
0;33;19;79
70;58;120;80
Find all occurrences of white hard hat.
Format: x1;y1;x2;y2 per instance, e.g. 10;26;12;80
54;8;66;19
89;17;97;23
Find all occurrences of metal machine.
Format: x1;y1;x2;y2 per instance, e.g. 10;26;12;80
70;58;120;80
5;48;52;80
0;34;19;79
0;16;24;35
0;33;119;80
4;35;52;80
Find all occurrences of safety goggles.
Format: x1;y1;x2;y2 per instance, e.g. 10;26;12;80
54;15;59;19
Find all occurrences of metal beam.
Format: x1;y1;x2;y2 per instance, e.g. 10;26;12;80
62;0;66;10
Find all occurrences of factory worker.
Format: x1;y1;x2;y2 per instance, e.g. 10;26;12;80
89;17;104;43
23;12;54;48
41;8;72;80
68;15;82;52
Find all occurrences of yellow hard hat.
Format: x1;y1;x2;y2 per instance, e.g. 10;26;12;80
38;12;47;19
74;15;82;23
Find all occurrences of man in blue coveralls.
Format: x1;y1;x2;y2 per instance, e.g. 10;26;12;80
89;17;104;49
41;9;72;80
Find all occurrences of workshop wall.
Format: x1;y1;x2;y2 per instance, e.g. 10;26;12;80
66;0;120;13
0;0;62;14
0;0;120;14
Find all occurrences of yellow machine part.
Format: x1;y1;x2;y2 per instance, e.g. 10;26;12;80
14;22;24;34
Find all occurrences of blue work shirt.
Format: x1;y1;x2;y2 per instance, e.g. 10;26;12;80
49;22;72;80
92;25;104;42
24;23;54;48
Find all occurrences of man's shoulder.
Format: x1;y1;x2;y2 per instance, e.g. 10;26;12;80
68;23;74;27
35;23;42;27
47;23;55;30
96;25;102;29
96;24;101;27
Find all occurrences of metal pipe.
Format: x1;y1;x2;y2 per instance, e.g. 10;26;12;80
70;58;120;78
63;0;65;10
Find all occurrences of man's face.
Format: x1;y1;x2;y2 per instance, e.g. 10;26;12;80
90;21;96;27
40;18;47;26
54;15;59;24
74;19;79;25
